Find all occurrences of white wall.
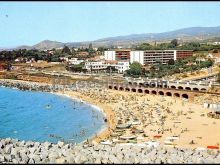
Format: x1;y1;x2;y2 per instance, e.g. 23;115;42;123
173;50;177;61
104;51;116;61
130;51;144;65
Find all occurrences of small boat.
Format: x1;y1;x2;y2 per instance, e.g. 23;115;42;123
207;146;219;149
100;140;112;145
116;123;132;129
131;121;141;125
137;136;144;140
166;136;179;140
120;135;136;140
196;147;206;151
163;144;175;147
153;135;162;138
128;140;137;144
112;139;124;143
164;140;174;145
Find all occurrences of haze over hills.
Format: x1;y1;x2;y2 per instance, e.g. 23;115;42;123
10;25;220;50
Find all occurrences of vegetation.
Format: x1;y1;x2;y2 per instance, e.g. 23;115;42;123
66;62;86;73
0;44;102;63
126;62;142;76
125;56;214;78
135;40;220;51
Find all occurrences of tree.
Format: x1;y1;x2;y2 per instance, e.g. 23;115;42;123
89;43;93;50
168;59;175;65
213;49;219;53
88;43;93;56
171;39;178;47
127;62;142;75
62;45;71;54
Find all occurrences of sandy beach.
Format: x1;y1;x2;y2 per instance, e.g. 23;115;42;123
60;88;220;149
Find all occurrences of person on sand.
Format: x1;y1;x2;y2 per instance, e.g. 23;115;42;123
190;140;195;144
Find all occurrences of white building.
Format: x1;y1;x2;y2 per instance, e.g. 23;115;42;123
104;51;116;61
104;50;193;65
130;51;144;65
115;61;130;73
84;60;130;73
85;61;107;71
213;42;220;45
68;58;84;65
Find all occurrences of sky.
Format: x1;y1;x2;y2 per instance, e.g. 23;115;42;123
0;1;220;48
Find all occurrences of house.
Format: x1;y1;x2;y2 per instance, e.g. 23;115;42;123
84;59;130;73
211;53;220;64
68;58;84;65
59;57;69;62
78;51;89;56
0;62;8;70
115;61;130;73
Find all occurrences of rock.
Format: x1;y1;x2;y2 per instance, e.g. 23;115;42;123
48;152;59;161
4;154;12;162
28;158;35;164
34;142;40;148
25;141;35;147
43;142;52;150
65;154;75;163
0;155;5;162
12;158;19;164
74;155;81;164
56;158;66;163
4;144;12;154
0;142;4;149
40;151;48;160
10;147;19;157
58;141;65;148
33;154;41;163
94;158;101;164
20;140;26;147
29;147;36;154
4;138;12;144
101;158;109;164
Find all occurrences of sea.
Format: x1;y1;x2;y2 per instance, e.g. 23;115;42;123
0;87;106;144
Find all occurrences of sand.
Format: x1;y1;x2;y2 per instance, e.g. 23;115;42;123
59;89;220;149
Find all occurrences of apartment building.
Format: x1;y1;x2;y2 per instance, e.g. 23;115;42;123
130;50;193;65
105;50;193;65
104;49;131;61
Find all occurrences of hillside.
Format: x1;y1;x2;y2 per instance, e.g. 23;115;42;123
11;25;220;50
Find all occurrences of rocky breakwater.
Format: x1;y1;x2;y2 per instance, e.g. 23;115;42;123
0;79;66;92
0;138;220;164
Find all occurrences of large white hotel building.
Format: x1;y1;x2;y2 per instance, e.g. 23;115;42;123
104;50;193;65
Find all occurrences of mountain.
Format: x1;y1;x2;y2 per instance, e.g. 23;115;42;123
95;26;220;42
11;25;220;50
32;40;64;50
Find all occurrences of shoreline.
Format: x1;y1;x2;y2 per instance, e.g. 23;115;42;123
1;78;220;149
53;91;112;144
59;90;117;144
0;79;116;145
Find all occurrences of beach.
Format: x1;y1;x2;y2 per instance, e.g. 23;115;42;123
60;88;220;149
0;79;220;163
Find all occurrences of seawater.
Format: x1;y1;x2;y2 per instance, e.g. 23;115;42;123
0;87;106;144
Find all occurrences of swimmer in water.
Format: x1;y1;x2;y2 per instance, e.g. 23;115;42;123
45;104;51;109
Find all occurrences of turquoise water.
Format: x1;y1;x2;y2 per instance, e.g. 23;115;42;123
0;87;106;144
